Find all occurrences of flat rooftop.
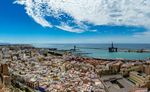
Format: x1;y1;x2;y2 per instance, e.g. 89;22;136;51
101;75;135;92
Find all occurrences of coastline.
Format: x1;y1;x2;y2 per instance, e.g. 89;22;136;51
0;44;150;92
1;43;150;60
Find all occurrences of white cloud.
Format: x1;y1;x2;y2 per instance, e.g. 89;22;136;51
57;25;84;33
32;16;52;27
134;31;150;38
14;0;150;33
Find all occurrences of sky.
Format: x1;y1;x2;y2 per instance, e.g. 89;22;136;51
0;0;150;44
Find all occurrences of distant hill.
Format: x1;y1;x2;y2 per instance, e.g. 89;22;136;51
0;43;10;45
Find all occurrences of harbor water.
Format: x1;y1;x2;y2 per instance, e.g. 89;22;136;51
33;44;150;60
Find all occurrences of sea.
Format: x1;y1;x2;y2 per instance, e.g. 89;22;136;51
33;44;150;60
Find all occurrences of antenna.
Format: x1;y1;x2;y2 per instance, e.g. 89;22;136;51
112;42;114;48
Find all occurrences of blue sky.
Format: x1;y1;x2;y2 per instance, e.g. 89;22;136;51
0;0;150;43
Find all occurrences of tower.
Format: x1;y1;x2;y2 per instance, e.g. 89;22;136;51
73;45;76;51
108;42;118;52
111;42;114;48
0;64;11;86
